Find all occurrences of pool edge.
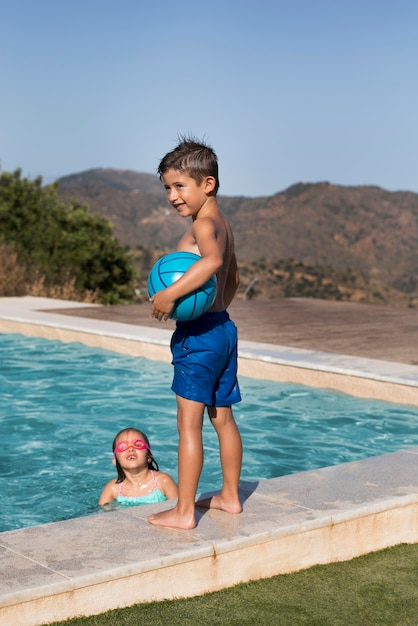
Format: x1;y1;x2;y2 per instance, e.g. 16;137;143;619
0;448;417;626
0;314;417;406
0;297;417;625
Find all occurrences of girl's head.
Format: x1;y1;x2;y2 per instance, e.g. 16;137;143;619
158;135;219;194
112;428;159;482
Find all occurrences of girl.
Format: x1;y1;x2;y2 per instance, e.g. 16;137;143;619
99;428;178;507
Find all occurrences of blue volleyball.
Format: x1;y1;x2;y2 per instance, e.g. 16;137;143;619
148;252;217;321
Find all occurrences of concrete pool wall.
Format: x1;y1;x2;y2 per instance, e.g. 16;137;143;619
0;297;417;626
0;297;417;406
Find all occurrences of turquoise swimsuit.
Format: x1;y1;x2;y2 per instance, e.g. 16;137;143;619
116;470;167;506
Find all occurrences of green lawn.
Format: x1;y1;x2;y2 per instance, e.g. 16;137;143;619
46;543;418;626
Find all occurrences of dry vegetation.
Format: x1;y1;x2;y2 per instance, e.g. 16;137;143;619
0;244;27;296
0;244;99;303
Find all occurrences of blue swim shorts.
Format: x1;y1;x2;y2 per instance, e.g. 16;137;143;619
170;310;242;407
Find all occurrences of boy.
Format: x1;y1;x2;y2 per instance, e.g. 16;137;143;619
148;137;243;529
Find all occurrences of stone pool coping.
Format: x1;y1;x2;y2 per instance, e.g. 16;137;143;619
0;296;417;625
1;296;417;405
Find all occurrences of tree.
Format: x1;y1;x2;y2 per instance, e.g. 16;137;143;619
0;169;137;304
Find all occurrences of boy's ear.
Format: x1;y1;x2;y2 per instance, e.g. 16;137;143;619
203;176;216;194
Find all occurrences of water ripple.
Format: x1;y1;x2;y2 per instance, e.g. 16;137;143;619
1;333;418;531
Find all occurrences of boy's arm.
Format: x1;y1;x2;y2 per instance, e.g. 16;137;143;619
150;218;222;320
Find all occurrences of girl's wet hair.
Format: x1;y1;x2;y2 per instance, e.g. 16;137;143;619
157;135;219;194
112;428;159;483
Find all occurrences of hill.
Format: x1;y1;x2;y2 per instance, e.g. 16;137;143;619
57;169;186;251
57;169;418;306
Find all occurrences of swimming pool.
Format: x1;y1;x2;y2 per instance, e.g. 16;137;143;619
1;333;418;532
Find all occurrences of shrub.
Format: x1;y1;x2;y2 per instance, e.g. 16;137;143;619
0;169;137;304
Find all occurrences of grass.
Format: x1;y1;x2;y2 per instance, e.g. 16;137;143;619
46;543;418;626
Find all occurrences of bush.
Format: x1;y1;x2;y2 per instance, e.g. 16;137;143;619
0;169;137;304
0;244;27;296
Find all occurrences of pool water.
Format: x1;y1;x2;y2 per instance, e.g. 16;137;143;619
1;333;417;532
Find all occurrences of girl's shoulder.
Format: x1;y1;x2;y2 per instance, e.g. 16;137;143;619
105;478;121;497
105;477;119;489
154;471;178;498
98;478;119;506
154;470;170;482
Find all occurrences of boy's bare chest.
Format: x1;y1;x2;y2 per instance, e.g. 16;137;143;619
176;228;200;255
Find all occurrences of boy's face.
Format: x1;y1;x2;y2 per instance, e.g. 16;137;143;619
162;169;215;218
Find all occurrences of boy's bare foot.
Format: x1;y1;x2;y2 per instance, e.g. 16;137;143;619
197;493;242;514
148;506;196;530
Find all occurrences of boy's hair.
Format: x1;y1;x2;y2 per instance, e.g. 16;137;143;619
112;427;159;483
158;136;220;194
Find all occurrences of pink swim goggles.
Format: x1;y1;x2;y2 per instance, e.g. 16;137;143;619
114;439;150;454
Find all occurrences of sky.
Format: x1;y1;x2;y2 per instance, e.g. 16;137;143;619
1;0;418;197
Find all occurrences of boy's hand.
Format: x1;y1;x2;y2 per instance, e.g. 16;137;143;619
149;290;175;321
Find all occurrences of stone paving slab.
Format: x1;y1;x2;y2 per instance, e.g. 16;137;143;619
0;449;417;626
42;297;418;365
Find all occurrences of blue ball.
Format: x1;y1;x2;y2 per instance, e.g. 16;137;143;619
148;252;217;321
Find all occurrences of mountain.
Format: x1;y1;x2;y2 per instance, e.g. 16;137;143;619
57;168;187;250
57;169;418;305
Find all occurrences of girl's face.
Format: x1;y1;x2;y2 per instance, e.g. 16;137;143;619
113;430;150;466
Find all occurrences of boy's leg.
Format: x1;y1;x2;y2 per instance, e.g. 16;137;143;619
148;396;205;529
198;405;242;514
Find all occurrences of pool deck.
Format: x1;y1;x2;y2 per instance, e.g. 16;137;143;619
0;296;417;626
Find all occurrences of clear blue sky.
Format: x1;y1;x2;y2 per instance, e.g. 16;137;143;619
1;0;417;197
